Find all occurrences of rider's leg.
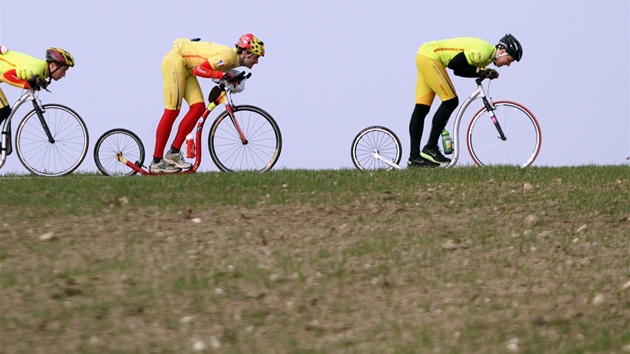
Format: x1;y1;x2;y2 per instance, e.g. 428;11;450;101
420;96;458;164
168;74;205;153
0;105;11;155
170;101;205;152
0;89;12;154
408;103;430;159
0;88;9;127
160;76;204;169
425;96;459;148
0;105;10;127
153;109;180;162
410;54;437;161
153;50;186;163
416;56;458;164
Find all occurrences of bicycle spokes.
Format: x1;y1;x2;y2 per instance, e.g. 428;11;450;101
16;104;89;176
467;101;541;167
94;128;145;176
351;126;402;170
209;105;282;172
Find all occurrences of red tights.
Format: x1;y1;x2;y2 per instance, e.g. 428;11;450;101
153;102;205;159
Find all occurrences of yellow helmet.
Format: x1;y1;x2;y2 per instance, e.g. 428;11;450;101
237;33;265;57
46;47;74;67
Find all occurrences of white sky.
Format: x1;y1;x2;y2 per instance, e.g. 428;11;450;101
0;0;628;174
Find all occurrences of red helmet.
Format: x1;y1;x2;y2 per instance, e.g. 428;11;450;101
237;33;265;56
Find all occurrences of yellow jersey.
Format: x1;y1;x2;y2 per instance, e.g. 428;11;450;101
172;38;239;72
418;37;496;68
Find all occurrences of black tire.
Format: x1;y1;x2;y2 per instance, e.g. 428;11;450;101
208;105;282;172
15;104;89;177
94;128;145;176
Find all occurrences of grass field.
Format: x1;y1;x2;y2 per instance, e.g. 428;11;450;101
0;166;628;353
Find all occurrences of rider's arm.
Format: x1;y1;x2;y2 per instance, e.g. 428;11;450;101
192;60;225;79
1;69;29;89
447;52;481;78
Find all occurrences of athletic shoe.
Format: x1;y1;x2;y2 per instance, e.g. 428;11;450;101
164;151;192;169
407;156;439;168
149;160;181;174
421;146;451;164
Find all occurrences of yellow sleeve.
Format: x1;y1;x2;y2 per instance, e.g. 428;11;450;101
0;51;47;88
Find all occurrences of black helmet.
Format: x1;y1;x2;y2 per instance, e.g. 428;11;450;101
497;34;522;62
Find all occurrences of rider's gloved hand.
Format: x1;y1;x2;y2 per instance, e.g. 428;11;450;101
479;69;499;79
27;75;41;89
223;71;247;84
222;72;235;82
27;74;48;90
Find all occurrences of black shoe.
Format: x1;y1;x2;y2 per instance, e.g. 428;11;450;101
421;146;451;164
407;156;439;168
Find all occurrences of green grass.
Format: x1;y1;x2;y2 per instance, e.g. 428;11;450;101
0;166;628;353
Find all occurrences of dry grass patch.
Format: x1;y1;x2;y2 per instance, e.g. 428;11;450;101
0;167;628;353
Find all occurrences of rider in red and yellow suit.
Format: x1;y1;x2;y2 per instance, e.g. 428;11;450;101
151;34;265;173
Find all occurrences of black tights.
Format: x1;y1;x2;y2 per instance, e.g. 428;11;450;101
408;96;459;159
0;105;11;154
0;106;10;126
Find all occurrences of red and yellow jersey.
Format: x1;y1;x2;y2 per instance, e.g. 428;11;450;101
172;38;239;72
418;37;496;68
0;50;47;89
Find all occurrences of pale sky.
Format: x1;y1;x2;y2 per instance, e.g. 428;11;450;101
0;0;628;174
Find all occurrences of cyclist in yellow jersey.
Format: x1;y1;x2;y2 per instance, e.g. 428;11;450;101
151;33;265;173
408;34;522;167
0;46;74;154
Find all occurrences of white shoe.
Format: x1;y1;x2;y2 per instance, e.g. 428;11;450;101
149;160;181;173
164;151;192;169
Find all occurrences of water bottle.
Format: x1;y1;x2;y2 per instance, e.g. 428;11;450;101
186;133;195;158
441;129;453;155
